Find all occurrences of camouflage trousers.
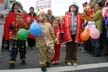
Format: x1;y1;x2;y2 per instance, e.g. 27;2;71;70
38;46;55;66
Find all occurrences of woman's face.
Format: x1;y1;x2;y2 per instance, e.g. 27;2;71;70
14;4;19;10
14;4;19;12
70;6;77;12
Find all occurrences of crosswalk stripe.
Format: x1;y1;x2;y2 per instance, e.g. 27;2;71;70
0;62;108;72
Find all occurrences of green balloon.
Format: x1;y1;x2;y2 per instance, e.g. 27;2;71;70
17;29;28;40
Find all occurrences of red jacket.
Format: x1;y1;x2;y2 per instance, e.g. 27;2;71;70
4;12;16;40
10;21;27;40
61;13;83;43
25;15;38;39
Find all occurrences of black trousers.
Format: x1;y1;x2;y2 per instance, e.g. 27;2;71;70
10;40;26;61
27;38;35;48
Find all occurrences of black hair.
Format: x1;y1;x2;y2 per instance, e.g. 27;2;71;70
30;7;34;10
68;4;79;15
11;2;21;12
96;2;103;8
16;13;23;18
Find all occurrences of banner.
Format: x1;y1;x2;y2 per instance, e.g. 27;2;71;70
36;0;51;9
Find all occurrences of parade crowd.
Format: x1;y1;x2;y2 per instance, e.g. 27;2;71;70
0;0;108;72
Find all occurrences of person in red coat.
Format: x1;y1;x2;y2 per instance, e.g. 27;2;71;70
51;19;61;65
27;7;37;50
4;2;23;49
61;4;83;66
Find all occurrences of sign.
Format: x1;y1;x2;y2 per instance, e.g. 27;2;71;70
36;0;51;9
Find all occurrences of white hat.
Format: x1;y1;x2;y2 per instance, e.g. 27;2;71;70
37;10;46;16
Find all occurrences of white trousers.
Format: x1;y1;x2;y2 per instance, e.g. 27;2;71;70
0;24;4;56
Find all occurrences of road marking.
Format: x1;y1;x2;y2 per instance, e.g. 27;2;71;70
0;62;108;72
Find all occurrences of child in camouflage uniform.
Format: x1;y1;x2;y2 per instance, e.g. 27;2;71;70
36;11;58;72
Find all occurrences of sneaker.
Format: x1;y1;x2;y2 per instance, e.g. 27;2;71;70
52;61;56;65
46;62;50;67
55;61;60;64
66;62;72;66
73;63;78;66
9;63;15;69
21;60;26;65
41;66;47;72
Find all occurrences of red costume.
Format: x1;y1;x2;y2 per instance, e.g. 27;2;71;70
61;13;83;43
52;26;61;62
10;21;27;40
4;12;30;40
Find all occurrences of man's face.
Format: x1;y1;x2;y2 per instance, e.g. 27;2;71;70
95;4;100;11
47;10;52;15
30;8;34;13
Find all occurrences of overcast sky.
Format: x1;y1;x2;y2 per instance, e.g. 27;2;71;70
16;0;90;16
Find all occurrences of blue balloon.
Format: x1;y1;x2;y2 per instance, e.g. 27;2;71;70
30;20;42;36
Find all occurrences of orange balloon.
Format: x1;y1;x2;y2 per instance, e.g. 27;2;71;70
80;28;90;41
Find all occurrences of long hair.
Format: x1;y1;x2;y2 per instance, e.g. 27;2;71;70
11;2;23;12
68;4;79;15
11;2;20;12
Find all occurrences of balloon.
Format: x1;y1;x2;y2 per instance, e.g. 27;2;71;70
17;29;29;40
30;20;42;36
89;28;100;39
80;28;90;41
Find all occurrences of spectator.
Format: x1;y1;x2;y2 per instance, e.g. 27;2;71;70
90;2;103;57
61;4;83;66
4;2;23;50
46;9;55;24
27;7;36;50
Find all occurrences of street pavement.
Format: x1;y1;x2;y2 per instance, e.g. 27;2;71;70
0;45;108;72
67;67;108;72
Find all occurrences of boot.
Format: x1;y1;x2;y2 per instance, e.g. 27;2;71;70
41;66;47;72
21;59;26;65
9;61;15;69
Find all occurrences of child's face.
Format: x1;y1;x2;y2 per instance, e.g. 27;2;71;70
16;15;23;22
70;6;77;12
38;13;46;22
53;20;59;27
